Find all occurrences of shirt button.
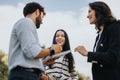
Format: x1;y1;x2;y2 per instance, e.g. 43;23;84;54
100;43;103;47
100;64;103;67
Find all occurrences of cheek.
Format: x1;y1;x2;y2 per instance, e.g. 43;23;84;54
89;14;96;24
91;16;96;24
63;38;65;43
55;38;59;43
55;37;65;43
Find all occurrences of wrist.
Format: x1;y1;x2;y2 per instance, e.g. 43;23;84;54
48;47;55;56
86;52;88;56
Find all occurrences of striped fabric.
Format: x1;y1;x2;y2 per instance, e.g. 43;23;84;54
45;56;78;80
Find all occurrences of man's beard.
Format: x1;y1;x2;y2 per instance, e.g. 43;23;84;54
36;15;42;29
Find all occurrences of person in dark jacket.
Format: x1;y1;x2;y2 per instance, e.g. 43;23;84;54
75;1;120;80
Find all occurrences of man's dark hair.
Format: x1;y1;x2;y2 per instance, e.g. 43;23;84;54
23;2;46;17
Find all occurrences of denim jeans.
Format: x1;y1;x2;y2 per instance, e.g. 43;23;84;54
8;70;40;80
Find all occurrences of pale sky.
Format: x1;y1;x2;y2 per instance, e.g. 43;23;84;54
0;0;120;79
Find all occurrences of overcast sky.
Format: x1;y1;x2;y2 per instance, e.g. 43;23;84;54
0;0;120;79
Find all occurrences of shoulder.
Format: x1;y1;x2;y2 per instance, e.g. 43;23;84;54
14;18;34;30
16;18;33;26
105;21;120;30
104;21;120;35
110;20;120;26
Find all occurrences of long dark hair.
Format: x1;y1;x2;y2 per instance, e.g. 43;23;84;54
89;1;116;31
52;29;74;73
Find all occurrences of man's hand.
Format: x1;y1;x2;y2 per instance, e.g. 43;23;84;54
41;73;49;80
51;44;62;54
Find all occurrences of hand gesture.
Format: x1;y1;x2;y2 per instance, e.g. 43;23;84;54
74;46;88;56
51;44;62;54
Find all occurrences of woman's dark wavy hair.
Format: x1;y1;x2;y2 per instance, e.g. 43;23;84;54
52;29;74;73
89;1;116;32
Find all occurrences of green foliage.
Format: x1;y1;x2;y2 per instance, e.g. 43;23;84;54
41;44;46;49
78;75;84;80
77;71;84;80
0;50;8;80
77;71;91;80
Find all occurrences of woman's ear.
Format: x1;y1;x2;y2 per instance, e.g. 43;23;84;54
35;9;40;16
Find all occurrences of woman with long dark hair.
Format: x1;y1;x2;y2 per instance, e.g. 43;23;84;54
44;29;78;80
75;1;120;80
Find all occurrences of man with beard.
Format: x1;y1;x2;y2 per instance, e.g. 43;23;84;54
8;2;62;80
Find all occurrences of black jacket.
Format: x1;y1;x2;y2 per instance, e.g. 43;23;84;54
88;21;120;80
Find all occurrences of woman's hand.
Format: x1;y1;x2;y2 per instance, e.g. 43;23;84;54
74;46;88;56
43;57;58;65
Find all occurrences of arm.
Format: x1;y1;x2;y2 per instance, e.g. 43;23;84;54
75;22;120;65
16;19;62;59
36;45;62;59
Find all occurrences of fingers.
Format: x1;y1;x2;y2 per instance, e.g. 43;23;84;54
59;46;62;52
74;46;81;52
41;74;49;80
74;45;88;56
58;43;63;51
45;58;56;65
51;44;62;54
74;47;77;52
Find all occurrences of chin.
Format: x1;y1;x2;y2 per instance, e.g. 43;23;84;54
90;21;95;24
58;43;63;46
89;22;92;24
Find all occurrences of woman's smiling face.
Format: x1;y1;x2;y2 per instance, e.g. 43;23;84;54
55;31;65;46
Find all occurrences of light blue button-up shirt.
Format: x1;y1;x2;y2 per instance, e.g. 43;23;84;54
8;18;44;71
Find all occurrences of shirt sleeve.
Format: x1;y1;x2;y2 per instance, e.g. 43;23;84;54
16;19;41;59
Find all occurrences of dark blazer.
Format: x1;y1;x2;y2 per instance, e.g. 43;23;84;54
88;21;120;80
